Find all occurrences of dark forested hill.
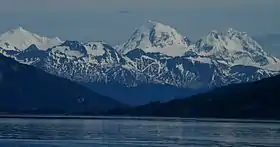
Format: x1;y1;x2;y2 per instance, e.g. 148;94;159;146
0;54;123;115
108;74;280;119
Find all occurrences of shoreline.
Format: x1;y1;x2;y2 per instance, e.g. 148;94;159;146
0;115;279;123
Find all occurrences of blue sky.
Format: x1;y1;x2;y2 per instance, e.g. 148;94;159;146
0;0;279;45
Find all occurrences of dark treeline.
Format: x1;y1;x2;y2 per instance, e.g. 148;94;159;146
107;74;280;120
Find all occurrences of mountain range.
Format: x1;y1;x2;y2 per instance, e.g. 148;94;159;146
0;54;123;114
1;21;280;105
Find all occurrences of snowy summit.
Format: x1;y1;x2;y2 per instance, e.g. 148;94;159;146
117;20;190;57
190;28;280;69
0;27;62;51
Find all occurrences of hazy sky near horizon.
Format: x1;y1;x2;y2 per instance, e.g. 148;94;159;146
0;0;279;44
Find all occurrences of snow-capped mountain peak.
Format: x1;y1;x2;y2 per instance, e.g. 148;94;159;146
49;40;128;66
0;27;62;51
117;20;189;57
191;28;279;69
52;40;116;57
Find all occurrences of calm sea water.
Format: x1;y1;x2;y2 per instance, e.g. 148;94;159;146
0;117;279;147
